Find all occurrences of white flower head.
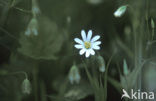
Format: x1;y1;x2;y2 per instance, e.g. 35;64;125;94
74;30;101;58
114;5;127;17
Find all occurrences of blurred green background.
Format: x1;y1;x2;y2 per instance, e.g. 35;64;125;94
0;0;156;101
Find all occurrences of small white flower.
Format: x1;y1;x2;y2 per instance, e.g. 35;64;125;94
114;5;127;17
74;30;101;58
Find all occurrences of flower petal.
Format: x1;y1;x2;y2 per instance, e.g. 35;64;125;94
92;41;101;46
79;49;86;55
89;49;95;55
74;44;83;49
91;35;100;42
87;30;92;41
92;45;100;50
74;38;83;44
81;30;87;41
85;50;90;58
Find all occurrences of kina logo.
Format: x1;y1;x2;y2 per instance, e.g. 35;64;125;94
121;89;130;99
121;89;155;100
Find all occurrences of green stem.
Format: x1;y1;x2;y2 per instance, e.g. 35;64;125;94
13;7;32;13
104;54;114;101
152;29;155;40
33;62;39;101
146;0;150;40
9;71;28;79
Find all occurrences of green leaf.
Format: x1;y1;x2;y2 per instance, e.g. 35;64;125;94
52;76;93;101
64;81;93;101
121;62;144;90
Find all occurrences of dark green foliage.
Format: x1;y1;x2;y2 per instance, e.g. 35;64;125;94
0;0;156;101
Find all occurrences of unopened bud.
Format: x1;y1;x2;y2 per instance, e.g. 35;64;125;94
114;5;127;17
21;78;31;94
32;6;40;15
68;65;81;84
123;59;129;75
97;55;105;72
25;17;38;36
151;19;155;29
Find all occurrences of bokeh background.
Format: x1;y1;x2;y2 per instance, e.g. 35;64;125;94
0;0;156;101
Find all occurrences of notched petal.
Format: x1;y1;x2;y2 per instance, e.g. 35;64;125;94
91;35;100;42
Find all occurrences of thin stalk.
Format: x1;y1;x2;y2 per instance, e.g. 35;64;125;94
13;7;32;13
104;54;114;101
0;26;18;41
152;28;155;40
146;0;150;40
33;62;39;101
9;71;28;79
0;0;11;26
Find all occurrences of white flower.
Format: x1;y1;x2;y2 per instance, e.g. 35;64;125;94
114;5;127;17
74;30;101;58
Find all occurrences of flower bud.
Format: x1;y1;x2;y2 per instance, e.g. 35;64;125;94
25;17;38;36
32;6;40;15
68;65;81;84
97;55;105;72
32;0;40;16
151;19;155;29
123;59;129;75
114;5;127;17
21;78;31;94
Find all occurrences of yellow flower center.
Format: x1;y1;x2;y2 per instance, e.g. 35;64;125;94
84;41;91;49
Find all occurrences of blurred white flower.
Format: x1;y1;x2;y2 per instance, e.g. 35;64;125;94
21;78;31;94
67;16;71;24
114;5;127;17
68;65;81;84
32;6;40;15
74;30;101;58
25;17;38;36
87;0;103;5
32;0;40;16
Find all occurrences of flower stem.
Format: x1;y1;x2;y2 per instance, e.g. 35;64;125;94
33;61;39;101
